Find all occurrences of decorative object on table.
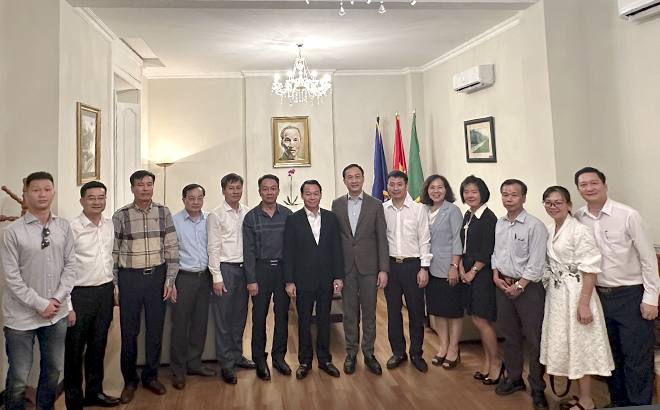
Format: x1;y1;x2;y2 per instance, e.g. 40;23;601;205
0;180;27;222
156;162;174;205
283;169;299;206
77;102;102;185
272;44;331;105
272;116;311;168
464;116;497;163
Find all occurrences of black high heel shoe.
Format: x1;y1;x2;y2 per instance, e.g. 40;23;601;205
431;355;446;366
474;371;488;381
483;363;505;385
442;349;460;370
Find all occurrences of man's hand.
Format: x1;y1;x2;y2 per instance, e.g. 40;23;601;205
641;302;659;321
247;283;259;297
333;279;343;293
213;281;228;297
163;286;177;302
493;271;509;293
285;283;297;298
377;271;388;289
113;290;119;307
67;310;76;327
417;269;429;288
577;303;594;325
503;285;522;299
40;299;61;319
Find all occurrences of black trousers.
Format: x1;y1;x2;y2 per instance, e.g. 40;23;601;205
64;282;114;410
297;287;333;365
384;258;425;357
251;261;290;361
118;264;167;385
169;270;212;377
597;284;655;406
496;280;546;392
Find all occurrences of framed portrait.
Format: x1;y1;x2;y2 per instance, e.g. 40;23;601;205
77;102;102;185
464;116;496;163
272;116;311;168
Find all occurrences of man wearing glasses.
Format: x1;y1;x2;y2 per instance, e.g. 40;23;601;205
1;171;77;410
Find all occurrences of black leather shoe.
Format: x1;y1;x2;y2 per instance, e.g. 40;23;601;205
296;363;312;380
531;389;549;410
143;379;166;396
495;378;526;396
364;355;382;375
83;392;121;407
119;384;137;404
234;356;256;369
220;368;237;385
386;354;408;369
272;357;292;375
187;366;216;377
256;359;271;381
344;355;357;374
318;362;340;377
172;374;185;390
410;356;428;372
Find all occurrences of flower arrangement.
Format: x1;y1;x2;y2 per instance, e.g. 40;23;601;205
283;169;299;206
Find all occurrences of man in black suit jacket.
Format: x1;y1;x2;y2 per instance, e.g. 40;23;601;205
284;180;345;380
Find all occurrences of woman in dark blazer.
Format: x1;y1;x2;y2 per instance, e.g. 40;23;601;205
459;175;503;385
421;175;464;370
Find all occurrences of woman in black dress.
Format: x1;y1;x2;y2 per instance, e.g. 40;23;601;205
459;175;503;385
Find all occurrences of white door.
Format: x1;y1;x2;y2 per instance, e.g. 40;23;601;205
115;101;141;210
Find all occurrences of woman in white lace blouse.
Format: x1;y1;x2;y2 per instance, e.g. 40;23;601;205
540;186;614;410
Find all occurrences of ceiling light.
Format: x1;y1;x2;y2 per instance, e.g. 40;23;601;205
301;0;412;14
410;0;416;4
272;43;332;105
378;0;386;13
339;1;345;15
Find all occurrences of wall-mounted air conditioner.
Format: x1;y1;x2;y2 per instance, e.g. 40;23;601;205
618;0;660;20
453;64;494;93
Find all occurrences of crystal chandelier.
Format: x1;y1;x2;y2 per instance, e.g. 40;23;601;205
272;44;331;105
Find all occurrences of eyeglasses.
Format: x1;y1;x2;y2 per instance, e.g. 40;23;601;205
543;201;565;208
41;227;50;249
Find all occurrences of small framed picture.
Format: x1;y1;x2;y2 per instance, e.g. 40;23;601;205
464;116;496;163
272;116;311;168
77;103;101;185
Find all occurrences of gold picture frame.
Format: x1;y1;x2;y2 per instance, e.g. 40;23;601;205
272;116;311;168
77;102;102;185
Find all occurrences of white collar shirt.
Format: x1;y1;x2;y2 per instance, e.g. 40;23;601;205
383;196;432;266
305;207;322;245
207;201;249;283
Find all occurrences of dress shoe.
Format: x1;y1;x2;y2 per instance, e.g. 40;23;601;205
220;368;237;385
364;355;382;375
296;363;312;380
234;356;257;369
344;355;357;374
119;384;137;404
386;354;408;370
83;392;120;407
172;374;185;390
495;378;526;396
410;356;428;372
187;366;216;377
531;389;549;410
318;362;340;377
143;379;166;396
256;359;271;381
272;357;292;375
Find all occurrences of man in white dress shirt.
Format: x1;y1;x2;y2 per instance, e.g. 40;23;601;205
574;167;660;407
64;181;120;409
382;170;432;373
208;173;255;385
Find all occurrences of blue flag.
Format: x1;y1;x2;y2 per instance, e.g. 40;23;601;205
372;116;389;201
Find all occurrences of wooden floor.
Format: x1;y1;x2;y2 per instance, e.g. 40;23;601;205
54;290;613;410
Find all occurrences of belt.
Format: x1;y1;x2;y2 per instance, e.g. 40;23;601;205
123;265;164;275
74;281;113;290
221;262;244;268
178;269;209;277
390;256;419;264
596;284;642;295
499;273;519;286
257;259;282;266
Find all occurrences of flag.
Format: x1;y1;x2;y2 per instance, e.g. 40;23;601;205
407;112;424;201
371;115;389;202
392;113;407;173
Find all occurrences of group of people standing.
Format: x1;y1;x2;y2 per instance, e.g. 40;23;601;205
0;164;657;410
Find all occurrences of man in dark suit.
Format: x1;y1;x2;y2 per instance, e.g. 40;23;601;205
331;164;389;375
284;180;345;380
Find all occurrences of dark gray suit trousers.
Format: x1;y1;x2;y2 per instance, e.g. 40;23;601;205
342;264;378;357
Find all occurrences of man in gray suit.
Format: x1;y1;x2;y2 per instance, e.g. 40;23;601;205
331;164;390;375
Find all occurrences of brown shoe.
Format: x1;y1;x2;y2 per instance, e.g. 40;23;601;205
172;374;185;390
142;379;166;395
120;384;138;404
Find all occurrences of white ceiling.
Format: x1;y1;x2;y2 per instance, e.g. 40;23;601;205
72;0;537;76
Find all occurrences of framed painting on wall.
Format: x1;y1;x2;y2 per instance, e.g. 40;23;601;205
464;116;496;163
272;116;311;168
77;102;102;185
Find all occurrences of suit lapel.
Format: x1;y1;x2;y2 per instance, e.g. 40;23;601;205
338;195;352;236
430;202;450;233
353;195;367;235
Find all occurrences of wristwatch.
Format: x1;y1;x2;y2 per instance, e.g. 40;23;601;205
450;263;459;268
514;281;525;292
471;266;479;272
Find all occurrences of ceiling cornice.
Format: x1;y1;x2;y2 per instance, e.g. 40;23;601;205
144;71;246;79
73;7;117;42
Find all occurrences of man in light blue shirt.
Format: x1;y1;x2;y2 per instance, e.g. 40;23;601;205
170;184;215;390
491;179;548;410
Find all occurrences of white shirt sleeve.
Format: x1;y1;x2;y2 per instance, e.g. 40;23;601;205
628;211;660;306
206;212;224;283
